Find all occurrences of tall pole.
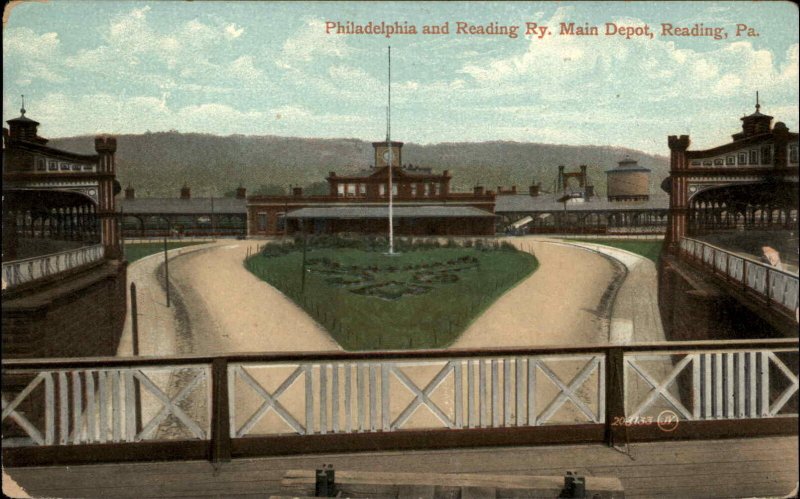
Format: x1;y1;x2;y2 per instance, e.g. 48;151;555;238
163;235;171;307
387;45;394;255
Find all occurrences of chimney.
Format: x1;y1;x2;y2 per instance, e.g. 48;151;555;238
328;171;336;177
235;186;247;199
180;185;191;199
529;184;540;197
442;170;450;177
474;186;485;195
511;185;517;194
293;187;303;197
125;185;135;200
497;186;502;193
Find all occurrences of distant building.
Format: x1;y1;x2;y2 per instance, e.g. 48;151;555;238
495;161;668;235
2;104;126;358
119;185;247;238
246;140;497;236
606;157;651;202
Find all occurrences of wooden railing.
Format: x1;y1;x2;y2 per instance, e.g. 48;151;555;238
2;244;105;290
2;339;797;466
680;237;799;313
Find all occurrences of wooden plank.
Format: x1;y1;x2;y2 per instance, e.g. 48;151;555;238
319;364;327;435
331;363;339;433
397;484;435;499
461;486;497;499
467;360;475;428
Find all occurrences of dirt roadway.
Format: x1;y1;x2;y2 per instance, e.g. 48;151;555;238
120;241;339;356
121;237;663;356
452;238;622;348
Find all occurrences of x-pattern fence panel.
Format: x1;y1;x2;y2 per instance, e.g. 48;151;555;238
1;366;210;447
229;355;605;438
3;341;797;461
625;349;798;421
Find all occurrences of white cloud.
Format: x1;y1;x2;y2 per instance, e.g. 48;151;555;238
225;23;245;39
277;18;350;69
3;27;65;83
229;56;264;81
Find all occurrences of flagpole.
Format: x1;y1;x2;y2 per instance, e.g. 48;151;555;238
387;45;394;255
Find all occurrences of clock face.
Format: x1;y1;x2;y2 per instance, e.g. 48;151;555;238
382;149;391;162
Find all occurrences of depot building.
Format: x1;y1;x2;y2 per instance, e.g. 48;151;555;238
246;140;497;237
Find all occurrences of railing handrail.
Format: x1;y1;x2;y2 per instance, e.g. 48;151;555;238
682;236;799;279
3;338;798;370
1;243;104;268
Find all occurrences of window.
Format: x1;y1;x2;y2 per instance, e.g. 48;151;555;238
346;183;356;197
749;149;758;165
738;152;748;165
392;184;398;196
424;183;431;196
714;158;724;166
411;184;417;197
702;160;712;166
761;145;772;165
690;160;701;166
790;144;798;164
379;184;386;196
36;158;46;171
337;184;345;196
48;160;57;171
725;156;735;165
60;162;70;171
276;213;286;232
433;183;440;195
257;213;268;231
360;183;367;196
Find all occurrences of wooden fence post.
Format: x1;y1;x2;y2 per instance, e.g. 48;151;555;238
605;347;627;447
211;358;232;463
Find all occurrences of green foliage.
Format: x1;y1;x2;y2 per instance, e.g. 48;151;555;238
304;181;330;195
253;184;287;196
124;242;204;263
246;243;538;350
575;239;664;262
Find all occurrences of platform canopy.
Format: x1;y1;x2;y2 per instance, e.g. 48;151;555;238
285;205;495;219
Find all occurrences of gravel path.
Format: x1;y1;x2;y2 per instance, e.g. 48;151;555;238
452;238;620;348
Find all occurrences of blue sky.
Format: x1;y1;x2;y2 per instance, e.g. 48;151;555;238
3;1;798;154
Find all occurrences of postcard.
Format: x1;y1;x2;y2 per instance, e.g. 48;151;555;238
2;1;798;498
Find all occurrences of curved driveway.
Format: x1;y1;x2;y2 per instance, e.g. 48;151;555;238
120;237;664;357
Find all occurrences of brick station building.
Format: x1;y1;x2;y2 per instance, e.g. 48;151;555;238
247;140;497;236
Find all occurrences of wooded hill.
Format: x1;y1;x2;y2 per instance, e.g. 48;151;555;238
49;132;670;197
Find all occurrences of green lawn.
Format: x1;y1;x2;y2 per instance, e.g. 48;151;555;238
246;246;538;350
573;239;664;262
124;242;205;263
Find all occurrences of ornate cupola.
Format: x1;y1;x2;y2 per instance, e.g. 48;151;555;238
6;95;47;144
732;91;773;141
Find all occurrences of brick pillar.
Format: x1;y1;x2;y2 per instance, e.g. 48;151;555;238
667;135;691;252
95;136;120;259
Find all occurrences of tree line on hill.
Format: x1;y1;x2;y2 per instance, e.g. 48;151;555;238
49;131;670;198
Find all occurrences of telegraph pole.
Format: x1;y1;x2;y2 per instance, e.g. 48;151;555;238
387;46;394;255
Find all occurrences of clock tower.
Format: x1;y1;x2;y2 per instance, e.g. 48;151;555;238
372;140;403;168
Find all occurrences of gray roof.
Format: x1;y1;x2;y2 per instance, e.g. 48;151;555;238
119;197;246;215
495;194;669;213
286;205;495;219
